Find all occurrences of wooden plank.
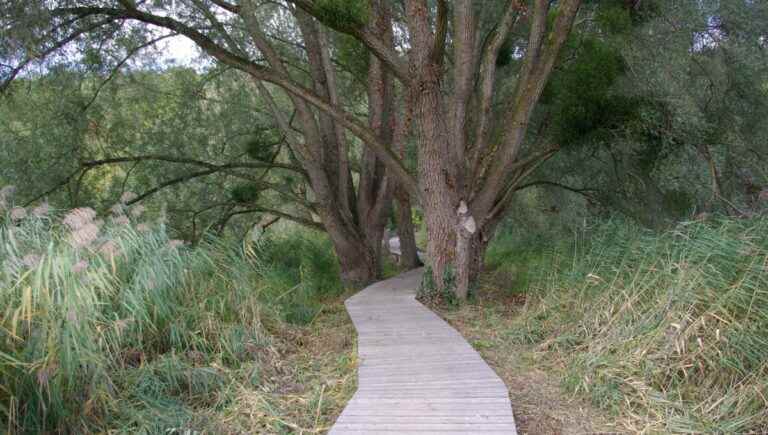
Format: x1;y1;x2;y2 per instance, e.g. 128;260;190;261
329;268;517;434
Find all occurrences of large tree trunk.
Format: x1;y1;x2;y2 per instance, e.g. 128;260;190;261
414;86;459;291
319;208;378;287
334;241;378;288
456;208;495;299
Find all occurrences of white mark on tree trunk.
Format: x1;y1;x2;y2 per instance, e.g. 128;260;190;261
462;215;477;234
457;201;476;234
457;200;468;215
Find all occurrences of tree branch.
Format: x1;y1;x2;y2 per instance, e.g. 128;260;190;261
472;0;582;219
432;0;449;65
1;17;117;94
80;154;302;174
81;33;176;113
515;180;598;197
288;0;411;84
469;2;521;181
51;4;419;198
227;206;324;231
209;0;240;14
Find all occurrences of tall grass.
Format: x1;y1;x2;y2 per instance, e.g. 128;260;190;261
0;194;344;433
510;217;768;432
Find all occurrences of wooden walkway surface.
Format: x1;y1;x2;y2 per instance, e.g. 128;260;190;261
330;268;518;434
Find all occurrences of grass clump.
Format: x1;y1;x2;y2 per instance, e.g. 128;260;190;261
505;217;768;433
0;192;354;434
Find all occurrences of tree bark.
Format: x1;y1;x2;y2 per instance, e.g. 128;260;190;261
325;225;378;287
394;187;422;269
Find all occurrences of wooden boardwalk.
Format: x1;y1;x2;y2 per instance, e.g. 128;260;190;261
330;268;518;434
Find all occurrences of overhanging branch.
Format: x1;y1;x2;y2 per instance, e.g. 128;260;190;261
53;4;420;199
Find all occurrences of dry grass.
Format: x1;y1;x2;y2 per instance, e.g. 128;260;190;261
220;297;357;434
443;217;768;434
437;275;620;435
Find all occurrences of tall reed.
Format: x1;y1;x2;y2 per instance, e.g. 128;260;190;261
0;190;341;433
516;217;768;432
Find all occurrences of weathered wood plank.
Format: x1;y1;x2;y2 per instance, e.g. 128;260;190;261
329;268;517;434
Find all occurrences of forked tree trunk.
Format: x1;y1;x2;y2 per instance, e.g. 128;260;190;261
321;214;379;287
335;243;377;288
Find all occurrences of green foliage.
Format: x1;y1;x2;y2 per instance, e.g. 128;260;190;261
284;301;321;326
245;129;281;161
256;230;342;298
337;34;370;78
546;37;630;145
485;240;553;296
508;217;768;432
495;37;514;67
417;266;459;306
313;0;369;30
595;1;633;35
229;183;261;204
662;188;696;219
586;0;661;28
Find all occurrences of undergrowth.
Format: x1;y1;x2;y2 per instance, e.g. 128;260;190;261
495;217;768;433
0;191;353;434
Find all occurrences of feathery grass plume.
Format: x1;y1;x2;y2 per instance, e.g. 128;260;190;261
31;202;50;217
167;239;184;249
1;200;348;433
0;185;15;210
21;253;40;268
130;204;145;218
62;207;97;230
72;259;89;273
69;222;100;249
111;214;130;226
98;239;120;257
120;191;138;204
110;203;125;215
9;207;26;221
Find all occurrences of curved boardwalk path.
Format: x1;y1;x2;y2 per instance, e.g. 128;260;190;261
330;268;518;434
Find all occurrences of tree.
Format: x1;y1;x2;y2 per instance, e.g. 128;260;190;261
536;0;768;227
2;0;585;295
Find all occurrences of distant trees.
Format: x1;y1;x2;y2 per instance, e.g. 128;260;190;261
537;0;768;227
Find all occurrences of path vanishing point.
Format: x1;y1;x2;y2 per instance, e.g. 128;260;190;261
330;267;518;434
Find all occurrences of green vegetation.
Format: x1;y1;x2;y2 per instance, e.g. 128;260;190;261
474;217;768;433
0;194;354;434
1;0;767;432
313;0;369;30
